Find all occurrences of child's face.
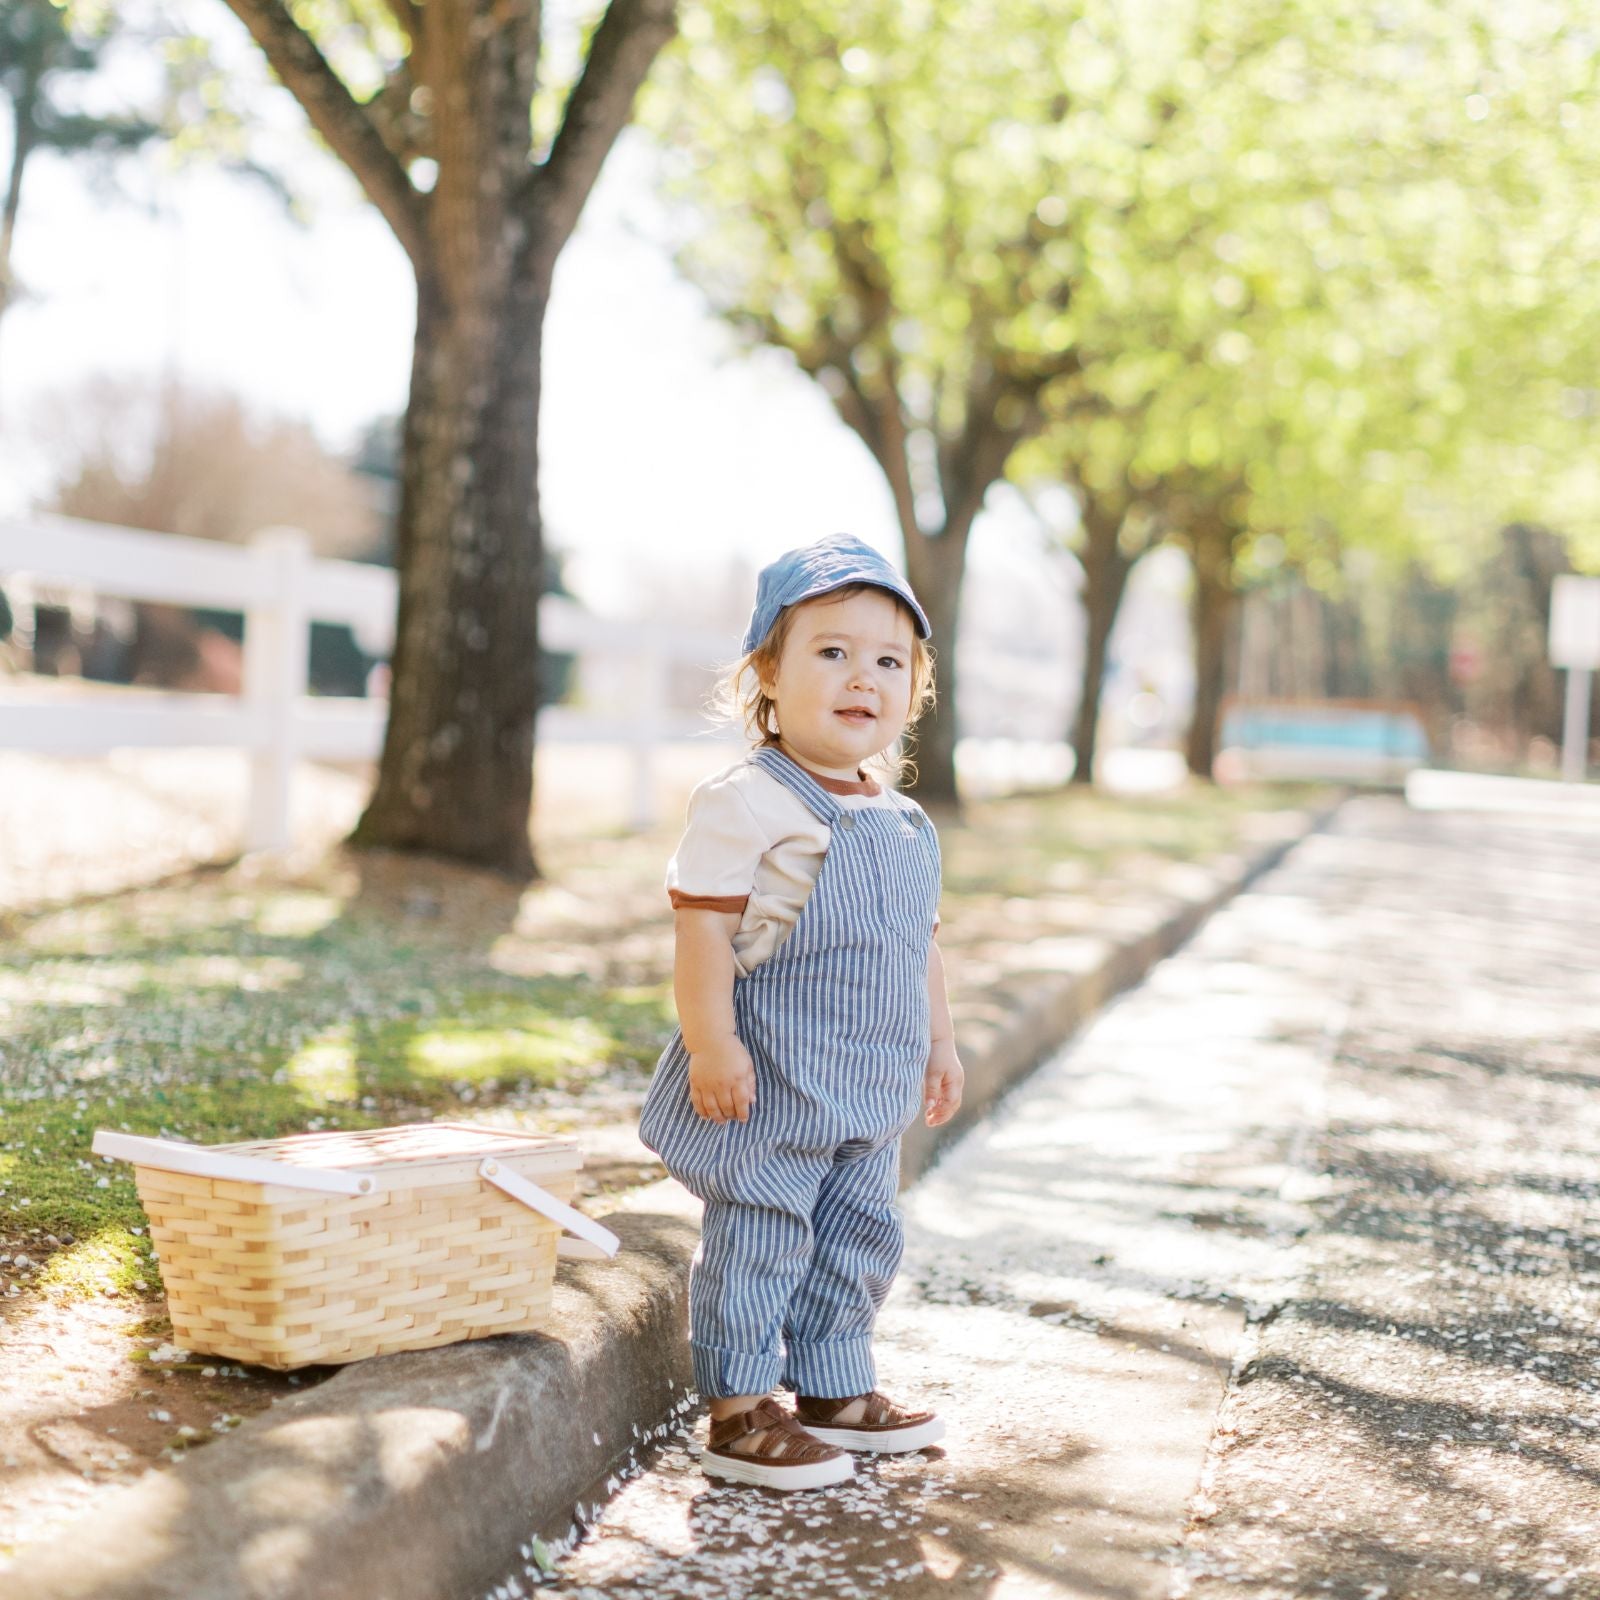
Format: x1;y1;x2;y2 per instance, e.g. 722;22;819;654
763;588;917;775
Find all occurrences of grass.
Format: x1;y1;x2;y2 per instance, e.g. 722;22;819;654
939;780;1317;897
0;864;676;1298
0;779;1329;1302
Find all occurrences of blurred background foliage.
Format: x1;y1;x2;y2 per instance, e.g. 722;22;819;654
639;0;1598;775
4;0;1597;787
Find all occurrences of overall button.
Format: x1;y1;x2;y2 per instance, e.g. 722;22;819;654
837;813;856;830
909;812;926;828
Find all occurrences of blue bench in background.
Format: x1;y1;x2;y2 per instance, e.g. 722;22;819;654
1217;698;1432;783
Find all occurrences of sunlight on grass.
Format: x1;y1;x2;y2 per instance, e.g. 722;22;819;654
36;1224;157;1299
405;1017;611;1083
0;965;148;1007
145;955;304;993
254;892;344;940
284;1029;360;1102
944;783;1325;897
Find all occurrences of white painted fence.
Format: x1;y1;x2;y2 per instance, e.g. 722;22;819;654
0;514;727;848
1550;574;1600;783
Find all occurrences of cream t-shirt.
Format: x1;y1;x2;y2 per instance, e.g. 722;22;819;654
666;749;941;977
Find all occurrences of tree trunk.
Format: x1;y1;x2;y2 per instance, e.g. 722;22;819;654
1069;508;1136;787
901;529;969;812
352;261;549;878
1186;549;1238;780
0;68;39;341
220;0;676;879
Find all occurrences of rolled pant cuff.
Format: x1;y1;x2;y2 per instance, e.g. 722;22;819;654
781;1336;877;1398
691;1342;783;1400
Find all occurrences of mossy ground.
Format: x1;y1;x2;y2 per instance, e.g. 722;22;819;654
938;780;1313;897
0;849;676;1299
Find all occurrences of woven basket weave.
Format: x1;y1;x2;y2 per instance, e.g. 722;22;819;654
91;1122;619;1371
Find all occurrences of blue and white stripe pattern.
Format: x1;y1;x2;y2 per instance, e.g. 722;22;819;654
639;744;942;1399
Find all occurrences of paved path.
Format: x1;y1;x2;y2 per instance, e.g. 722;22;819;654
472;796;1600;1600
1183;798;1600;1599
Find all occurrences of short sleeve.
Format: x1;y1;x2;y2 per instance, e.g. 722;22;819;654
665;771;772;913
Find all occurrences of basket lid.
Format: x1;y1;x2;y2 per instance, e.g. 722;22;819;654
207;1121;580;1172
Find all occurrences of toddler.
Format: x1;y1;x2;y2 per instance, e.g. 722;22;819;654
639;532;965;1491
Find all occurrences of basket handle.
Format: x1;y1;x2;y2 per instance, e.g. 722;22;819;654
91;1131;371;1194
91;1133;622;1259
478;1158;621;1259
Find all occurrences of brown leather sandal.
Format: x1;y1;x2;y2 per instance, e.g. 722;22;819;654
701;1397;855;1489
794;1389;946;1454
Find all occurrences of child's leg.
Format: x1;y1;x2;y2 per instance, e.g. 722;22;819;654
691;1188;820;1401
692;1183;861;1489
779;1140;903;1399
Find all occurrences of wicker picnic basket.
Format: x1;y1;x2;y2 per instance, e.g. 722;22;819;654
89;1121;620;1371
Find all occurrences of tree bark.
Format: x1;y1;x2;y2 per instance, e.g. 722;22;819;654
225;0;676;880
895;378;1041;812
901;527;968;811
1069;505;1136;787
0;67;39;339
352;259;549;877
1186;543;1239;780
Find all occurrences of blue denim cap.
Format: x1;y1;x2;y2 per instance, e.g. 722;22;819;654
741;533;932;656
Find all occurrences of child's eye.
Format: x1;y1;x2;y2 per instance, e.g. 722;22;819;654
879;657;904;670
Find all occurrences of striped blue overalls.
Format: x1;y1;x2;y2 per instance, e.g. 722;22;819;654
639;744;942;1399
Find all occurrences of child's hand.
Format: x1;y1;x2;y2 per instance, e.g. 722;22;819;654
688;1036;758;1123
923;1039;964;1127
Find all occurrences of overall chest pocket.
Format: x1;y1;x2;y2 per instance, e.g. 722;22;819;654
848;812;939;956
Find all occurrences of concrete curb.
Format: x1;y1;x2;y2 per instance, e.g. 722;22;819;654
6;794;1343;1599
4;1215;699;1600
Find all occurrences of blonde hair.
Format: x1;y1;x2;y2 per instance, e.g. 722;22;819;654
708;584;937;788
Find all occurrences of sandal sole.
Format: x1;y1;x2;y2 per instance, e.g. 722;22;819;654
700;1448;855;1491
800;1417;946;1454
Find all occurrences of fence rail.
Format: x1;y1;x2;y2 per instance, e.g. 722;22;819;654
0;514;727;845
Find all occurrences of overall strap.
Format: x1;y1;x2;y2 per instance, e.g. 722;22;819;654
748;745;845;826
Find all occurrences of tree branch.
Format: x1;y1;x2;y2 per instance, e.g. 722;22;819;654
223;0;429;269
834;367;921;541
828;217;922;539
814;83;917;534
529;0;677;271
732;288;921;542
945;399;1034;540
381;0;423;45
739;158;922;540
365;60;431;167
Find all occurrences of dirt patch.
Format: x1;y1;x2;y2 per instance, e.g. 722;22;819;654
0;1290;303;1559
0;1145;662;1564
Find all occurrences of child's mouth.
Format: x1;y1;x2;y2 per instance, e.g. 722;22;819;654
835;710;875;724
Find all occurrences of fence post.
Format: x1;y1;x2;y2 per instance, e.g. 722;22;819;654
1551;576;1600;785
1563;668;1593;784
244;528;312;851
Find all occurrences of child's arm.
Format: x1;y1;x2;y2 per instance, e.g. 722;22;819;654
674;907;757;1123
923;934;964;1127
